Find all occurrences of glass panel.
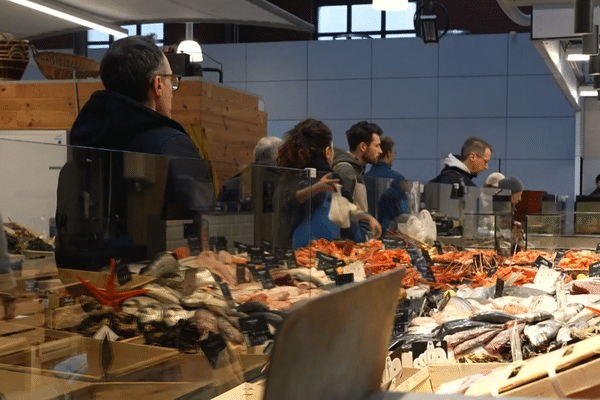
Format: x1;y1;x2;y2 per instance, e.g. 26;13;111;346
352;4;382;32
386;2;418;31
386;33;417;38
122;24;138;36
318;5;347;34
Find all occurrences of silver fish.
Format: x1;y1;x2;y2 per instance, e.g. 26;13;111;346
180;289;229;309
163;304;193;327
524;320;563;347
139;251;180;277
138;303;163;325
121;296;162;316
143;283;182;304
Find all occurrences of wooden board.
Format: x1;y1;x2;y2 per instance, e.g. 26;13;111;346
0;79;267;186
0;368;91;400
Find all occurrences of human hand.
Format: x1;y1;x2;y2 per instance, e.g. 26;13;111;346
357;212;382;239
316;173;339;193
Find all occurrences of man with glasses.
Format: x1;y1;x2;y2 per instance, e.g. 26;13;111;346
56;35;213;270
430;136;493;187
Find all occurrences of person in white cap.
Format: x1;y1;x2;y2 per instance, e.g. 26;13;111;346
484;172;505;188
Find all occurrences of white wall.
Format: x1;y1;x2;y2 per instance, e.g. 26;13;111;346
200;33;576;198
20;34;577;198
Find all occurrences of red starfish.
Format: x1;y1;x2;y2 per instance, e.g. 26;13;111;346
77;263;149;312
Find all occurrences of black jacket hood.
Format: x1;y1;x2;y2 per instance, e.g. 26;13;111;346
69;90;185;150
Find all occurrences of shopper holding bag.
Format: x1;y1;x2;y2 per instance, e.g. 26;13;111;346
277;119;365;249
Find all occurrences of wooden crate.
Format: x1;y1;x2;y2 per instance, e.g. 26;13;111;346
0;336;178;382
0;368;91;400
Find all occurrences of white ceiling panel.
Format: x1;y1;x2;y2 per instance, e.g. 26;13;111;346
1;0;314;40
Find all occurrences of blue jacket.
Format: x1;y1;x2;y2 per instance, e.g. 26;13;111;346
365;162;409;235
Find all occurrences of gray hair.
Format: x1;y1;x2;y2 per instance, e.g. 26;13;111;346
254;136;283;163
460;136;493;161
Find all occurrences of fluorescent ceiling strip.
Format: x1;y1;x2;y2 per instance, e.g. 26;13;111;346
567;53;591;61
7;0;128;38
579;87;598;96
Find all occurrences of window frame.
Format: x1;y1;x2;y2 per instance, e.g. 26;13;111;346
315;0;417;40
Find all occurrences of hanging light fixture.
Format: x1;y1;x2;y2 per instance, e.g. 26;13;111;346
574;0;594;34
177;23;203;62
414;1;449;45
372;0;409;11
582;25;599;55
589;54;600;75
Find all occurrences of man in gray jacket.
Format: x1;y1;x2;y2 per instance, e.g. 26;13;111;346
332;121;383;239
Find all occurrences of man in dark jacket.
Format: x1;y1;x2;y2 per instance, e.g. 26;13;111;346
55;36;213;269
430;136;493;187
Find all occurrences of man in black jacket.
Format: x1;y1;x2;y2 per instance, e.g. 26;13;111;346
55;36;214;269
430;136;493;187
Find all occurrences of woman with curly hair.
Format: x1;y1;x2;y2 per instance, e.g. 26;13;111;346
277;118;365;249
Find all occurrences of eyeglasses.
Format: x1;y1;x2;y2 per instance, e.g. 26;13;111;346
158;74;181;91
474;153;490;165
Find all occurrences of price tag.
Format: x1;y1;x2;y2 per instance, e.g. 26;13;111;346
263;254;278;270
250;267;276;289
239;316;270;347
248;246;264;264
554;250;565;266
315;251;338;279
487;267;498;278
233;241;248;255
382;237;400;250
494;277;504;299
335;273;354;286
596;243;600;255
406;247;435;282
115;262;132;285
235;263;247;285
533;256;552;269
261;239;273;253
284;251;297;269
434;240;443;254
392;306;410;337
199;334;227;368
590;261;600;277
24;280;39;292
219;282;233;301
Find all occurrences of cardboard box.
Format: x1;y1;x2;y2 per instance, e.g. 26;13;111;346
466;334;600;398
393;362;504;393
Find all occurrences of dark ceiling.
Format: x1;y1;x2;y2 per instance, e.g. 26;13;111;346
31;0;531;50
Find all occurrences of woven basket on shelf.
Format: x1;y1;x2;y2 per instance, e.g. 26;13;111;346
32;47;100;80
0;33;30;81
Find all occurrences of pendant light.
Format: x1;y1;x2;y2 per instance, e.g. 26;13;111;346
177;23;203;62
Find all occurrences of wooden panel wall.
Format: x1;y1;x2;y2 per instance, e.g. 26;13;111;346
0;78;267;186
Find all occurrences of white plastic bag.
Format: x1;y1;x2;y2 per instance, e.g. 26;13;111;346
328;184;358;228
418;209;437;245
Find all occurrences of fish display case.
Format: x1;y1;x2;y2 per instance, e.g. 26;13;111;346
526;211;600;251
8;136;600;400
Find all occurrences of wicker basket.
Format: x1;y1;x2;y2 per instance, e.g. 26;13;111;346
32;47;100;80
0;33;29;81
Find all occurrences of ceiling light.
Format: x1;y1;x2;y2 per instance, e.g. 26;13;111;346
177;23;203;63
414;1;449;45
567;53;591;61
177;40;203;62
7;0;127;38
579;86;598;96
372;0;409;11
